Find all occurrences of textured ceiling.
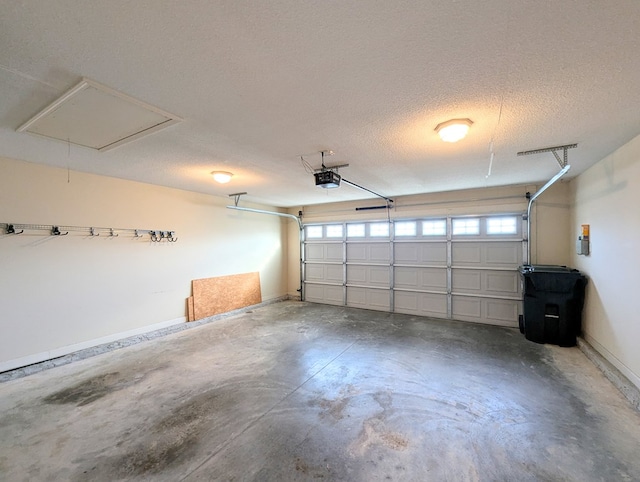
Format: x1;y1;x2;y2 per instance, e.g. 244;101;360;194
1;1;640;207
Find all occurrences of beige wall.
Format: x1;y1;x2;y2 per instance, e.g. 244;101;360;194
0;157;288;370
531;182;572;266
569;134;640;390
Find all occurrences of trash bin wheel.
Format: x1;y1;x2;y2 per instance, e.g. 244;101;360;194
519;314;525;334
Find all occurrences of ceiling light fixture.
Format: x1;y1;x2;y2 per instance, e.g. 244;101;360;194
211;171;233;183
435;118;473;143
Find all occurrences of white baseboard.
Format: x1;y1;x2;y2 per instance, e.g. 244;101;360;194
582;333;640;391
0;317;185;373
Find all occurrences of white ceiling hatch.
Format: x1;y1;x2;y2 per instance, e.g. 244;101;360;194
17;78;183;151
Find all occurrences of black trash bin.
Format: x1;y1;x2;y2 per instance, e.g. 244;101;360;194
519;265;587;347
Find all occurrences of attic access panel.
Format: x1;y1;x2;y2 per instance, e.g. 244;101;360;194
17;78;182;151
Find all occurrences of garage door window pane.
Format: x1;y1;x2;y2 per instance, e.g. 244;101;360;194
370;222;389;237
347;224;365;237
394;221;416;236
326;225;343;238
306;226;323;238
422;220;446;236
452;218;479;235
487;216;517;234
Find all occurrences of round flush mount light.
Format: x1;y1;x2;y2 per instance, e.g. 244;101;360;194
211;171;233;183
435;118;473;143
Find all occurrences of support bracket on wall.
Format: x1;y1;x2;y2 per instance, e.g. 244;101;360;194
228;192;247;207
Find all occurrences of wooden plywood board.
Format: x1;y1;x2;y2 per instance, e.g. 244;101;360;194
191;272;261;321
187;296;195;322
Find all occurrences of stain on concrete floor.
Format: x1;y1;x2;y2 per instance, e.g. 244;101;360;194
42;364;168;407
73;388;233;479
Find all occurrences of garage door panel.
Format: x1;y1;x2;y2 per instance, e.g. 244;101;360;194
395;242;446;265
347;244;367;261
452;242;521;268
394;268;418;287
305;244;325;262
452;295;519;326
452;244;481;264
347;265;367;284
452;296;482;319
451;270;481;291
394;291;447;318
417;292;447;317
347;243;389;263
486;243;521;266
325;265;344;283
452;269;520;296
346;265;389;287
370;266;390;285
347;287;390;311
486;299;520;324
305;284;344;305
394;267;447;291
305;264;343;283
486;271;520;294
395;244;418;263
305;243;343;262
326;244;344;262
305;264;325;282
370;245;390;262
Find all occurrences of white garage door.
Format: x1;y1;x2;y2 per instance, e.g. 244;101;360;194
303;215;525;327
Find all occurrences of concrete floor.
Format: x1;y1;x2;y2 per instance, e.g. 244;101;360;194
1;301;639;481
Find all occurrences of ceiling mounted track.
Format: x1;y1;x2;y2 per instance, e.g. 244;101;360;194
341;178;394;204
312;150;393;205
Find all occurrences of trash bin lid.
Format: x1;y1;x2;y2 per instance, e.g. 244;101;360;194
519;265;587;292
519;264;580;274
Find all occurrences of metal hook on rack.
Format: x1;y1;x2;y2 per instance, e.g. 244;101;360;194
2;222;177;242
6;224;24;235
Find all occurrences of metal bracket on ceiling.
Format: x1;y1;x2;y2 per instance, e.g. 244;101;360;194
228;192;247;207
313;163;350;173
317;150;350;172
517;143;577;169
